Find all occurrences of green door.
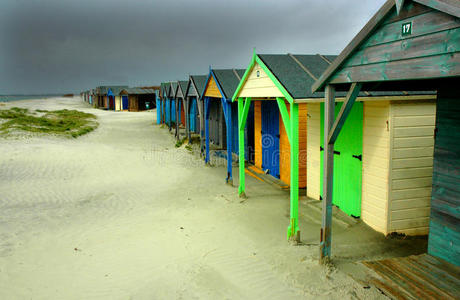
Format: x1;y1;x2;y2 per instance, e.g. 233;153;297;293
320;102;363;217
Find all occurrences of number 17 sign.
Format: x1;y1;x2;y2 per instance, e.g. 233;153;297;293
402;21;412;36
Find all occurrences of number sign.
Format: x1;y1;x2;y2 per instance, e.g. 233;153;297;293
402;22;412;36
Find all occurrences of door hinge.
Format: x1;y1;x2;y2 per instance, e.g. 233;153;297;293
320;146;324;151
276;134;280;138
352;154;362;161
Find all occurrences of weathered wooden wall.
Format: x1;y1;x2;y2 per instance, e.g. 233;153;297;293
428;89;459;266
239;62;283;98
330;3;460;84
129;95;139;112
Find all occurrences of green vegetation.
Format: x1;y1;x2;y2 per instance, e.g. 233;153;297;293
0;107;98;138
175;137;187;148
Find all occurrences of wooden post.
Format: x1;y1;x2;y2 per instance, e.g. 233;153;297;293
185;97;191;144
288;102;300;242
238;97;252;197
320;85;335;264
205;97;210;164
175;99;179;140
224;100;233;185
197;97;205;158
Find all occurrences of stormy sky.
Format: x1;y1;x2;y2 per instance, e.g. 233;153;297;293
0;0;385;94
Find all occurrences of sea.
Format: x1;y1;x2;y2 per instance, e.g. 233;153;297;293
0;95;64;102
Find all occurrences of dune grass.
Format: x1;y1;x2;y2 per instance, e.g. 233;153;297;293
0;107;98;138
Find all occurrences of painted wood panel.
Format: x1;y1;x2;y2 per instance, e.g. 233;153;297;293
115;96;121;111
389;100;436;235
279;104;290;184
204;76;222;98
306;103;321;200
239;62;283;98
331;6;460;85
362;101;390;234
279;103;307;188
428;89;460;266
254;101;262;169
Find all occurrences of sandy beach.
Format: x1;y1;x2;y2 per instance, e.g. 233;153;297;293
0;97;427;299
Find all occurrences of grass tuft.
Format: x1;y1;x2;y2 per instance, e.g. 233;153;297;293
0;107;98;138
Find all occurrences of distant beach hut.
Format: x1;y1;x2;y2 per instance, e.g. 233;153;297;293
156;85;165;124
95;86;128;110
185;75;207;151
174;80;189;140
202;68;247;184
311;0;460;266
160;82;170;125
119;88;156;112
167;82;178;131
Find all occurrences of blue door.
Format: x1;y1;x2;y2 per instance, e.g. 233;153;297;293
261;101;280;178
190;98;196;132
122;96;129;110
171;100;176;122
166;99;170;123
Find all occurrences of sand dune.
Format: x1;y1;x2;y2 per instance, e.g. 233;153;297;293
0;97;426;299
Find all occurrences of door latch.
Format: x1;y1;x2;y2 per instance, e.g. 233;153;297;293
334;151;341;155
352;154;362;161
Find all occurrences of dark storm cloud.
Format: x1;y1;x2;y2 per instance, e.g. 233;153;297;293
0;0;385;94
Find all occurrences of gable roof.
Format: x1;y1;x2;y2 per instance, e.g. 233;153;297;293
177;80;188;99
168;82;178;97
211;69;246;99
120;88;155;95
190;75;208;98
258;54;335;99
160;82;168;98
312;0;460;92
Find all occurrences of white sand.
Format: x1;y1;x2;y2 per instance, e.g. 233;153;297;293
0;97;426;299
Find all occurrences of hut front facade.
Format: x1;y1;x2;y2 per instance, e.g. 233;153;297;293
186;75;208;153
119;88;156;112
202;68;247;185
166;82;178;130
174;80;188;140
233;52;334;242
312;0;460;267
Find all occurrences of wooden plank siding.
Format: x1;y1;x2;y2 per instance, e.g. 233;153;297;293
306;98;436;236
279;103;308;188
389;100;436;235
428;89;460;266
254;101;262;169
306;103;321;200
115;96;121;111
362;101;391;234
239;62;283;98
129;95;139;112
331;8;460;84
279;104;290;185
204;76;222;98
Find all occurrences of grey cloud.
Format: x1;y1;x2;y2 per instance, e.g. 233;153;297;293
0;0;385;94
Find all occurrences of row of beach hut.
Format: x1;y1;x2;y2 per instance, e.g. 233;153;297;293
81;85;158;112
157;0;459;270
